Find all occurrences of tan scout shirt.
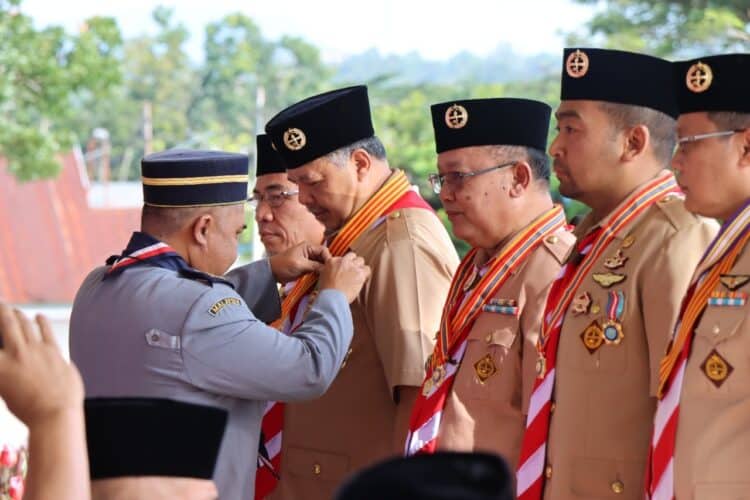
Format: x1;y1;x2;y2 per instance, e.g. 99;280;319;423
438;228;575;473
271;207;459;500
673;239;750;499
544;191;717;499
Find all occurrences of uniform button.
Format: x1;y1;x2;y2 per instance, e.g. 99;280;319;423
712;325;720;335
545;465;552;479
485;333;492;343
610;480;624;494
550;402;556;414
389;211;401;219
546;235;559;244
313;463;321;475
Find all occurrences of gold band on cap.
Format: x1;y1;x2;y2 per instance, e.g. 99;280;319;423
142;174;249;187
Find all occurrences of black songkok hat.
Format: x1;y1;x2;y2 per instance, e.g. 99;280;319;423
141;149;249;207
673;53;750;114
265;85;375;169
560;47;679;118
85;398;228;480
431;98;551;153
334;451;513;500
255;134;286;176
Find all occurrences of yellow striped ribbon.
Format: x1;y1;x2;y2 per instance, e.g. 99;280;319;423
275;170;411;327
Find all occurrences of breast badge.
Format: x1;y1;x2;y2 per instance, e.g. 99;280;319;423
474;354;497;384
571;292;591;316
581;320;604;354
719;274;750;291
701;349;733;387
603;249;628;270
592;273;626;288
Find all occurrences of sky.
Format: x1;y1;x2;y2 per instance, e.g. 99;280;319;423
21;0;596;61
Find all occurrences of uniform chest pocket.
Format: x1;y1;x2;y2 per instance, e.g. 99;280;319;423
694;306;745;347
456;326;519;401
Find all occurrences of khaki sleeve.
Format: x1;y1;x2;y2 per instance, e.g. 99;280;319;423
640;221;716;395
363;231;455;393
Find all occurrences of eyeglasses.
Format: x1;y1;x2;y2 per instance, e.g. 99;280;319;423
248;189;299;209
676;129;746;151
428;161;517;194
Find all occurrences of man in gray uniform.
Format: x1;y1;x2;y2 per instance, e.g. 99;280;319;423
70;149;370;499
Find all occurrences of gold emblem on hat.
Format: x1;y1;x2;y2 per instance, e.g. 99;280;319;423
283;128;307;151
474;353;497;383
566;49;589;79
445;104;469;129
686;62;713;93
701;349;733;387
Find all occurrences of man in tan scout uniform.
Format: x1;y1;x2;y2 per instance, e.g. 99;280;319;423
250;134;326;499
648;53;750;500
516;48;718;500
405;97;574;474
264;86;459;499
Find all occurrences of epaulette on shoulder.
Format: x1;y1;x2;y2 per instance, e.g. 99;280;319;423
540;230;576;265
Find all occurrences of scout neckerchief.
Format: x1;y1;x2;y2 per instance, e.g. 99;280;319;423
404;205;568;456
254;170;431;498
517;171;679;500
647;198;750;500
103;231;233;287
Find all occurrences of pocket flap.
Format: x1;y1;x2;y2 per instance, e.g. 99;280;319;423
694;308;745;345
469;327;517;348
284;446;350;481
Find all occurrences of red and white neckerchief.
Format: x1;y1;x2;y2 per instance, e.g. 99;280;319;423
254;282;309;500
404;206;568;456
517;171;679;500
647;199;750;500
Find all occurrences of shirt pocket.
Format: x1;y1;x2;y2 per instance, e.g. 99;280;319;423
455;322;519;402
689;306;746;396
284;446;350;483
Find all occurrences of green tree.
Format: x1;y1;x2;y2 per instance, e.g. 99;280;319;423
570;0;749;56
0;0;122;180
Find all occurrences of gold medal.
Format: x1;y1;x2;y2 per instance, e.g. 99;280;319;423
474;354;497;383
601;320;624;345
